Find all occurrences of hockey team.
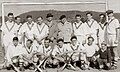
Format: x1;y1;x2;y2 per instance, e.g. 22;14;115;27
0;10;120;72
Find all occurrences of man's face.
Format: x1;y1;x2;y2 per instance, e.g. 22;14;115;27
88;38;93;45
26;41;32;48
58;41;64;48
27;17;33;23
87;14;92;20
76;16;81;22
16;18;21;24
71;38;77;45
47;17;53;22
61;18;67;24
100;15;104;19
44;40;50;48
8;15;14;22
37;17;43;24
108;13;113;19
101;44;107;50
13;40;18;46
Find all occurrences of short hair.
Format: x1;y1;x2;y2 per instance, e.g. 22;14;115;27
70;36;77;41
44;37;51;42
75;14;81;18
86;12;93;16
8;13;13;16
27;39;33;44
59;15;66;20
99;13;105;17
46;13;53;18
13;37;18;41
106;10;113;15
15;16;20;20
37;16;43;19
26;15;32;19
87;36;94;41
101;41;107;46
57;38;64;43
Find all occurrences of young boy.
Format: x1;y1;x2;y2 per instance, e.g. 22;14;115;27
84;36;99;69
93;41;111;70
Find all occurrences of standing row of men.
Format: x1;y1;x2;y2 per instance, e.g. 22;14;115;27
0;10;119;71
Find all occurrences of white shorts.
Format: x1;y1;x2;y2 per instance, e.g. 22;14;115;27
106;35;118;47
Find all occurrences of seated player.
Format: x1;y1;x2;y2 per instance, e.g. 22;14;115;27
93;42;111;70
21;39;38;70
83;36;99;69
36;38;53;69
69;36;83;67
52;38;67;67
6;37;24;70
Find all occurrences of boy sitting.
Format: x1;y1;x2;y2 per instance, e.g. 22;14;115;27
93;41;111;70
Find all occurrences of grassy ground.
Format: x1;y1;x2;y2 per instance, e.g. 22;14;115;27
0;61;120;72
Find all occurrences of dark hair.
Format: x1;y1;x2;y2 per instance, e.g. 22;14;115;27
46;13;53;18
8;13;13;16
26;15;32;18
99;13;105;17
57;38;64;43
87;36;94;41
37;16;43;19
86;12;93;16
27;39;33;44
75;14;81;18
59;15;66;20
106;10;113;15
13;37;18;41
70;36;77;41
44;37;51;42
15;16;20;20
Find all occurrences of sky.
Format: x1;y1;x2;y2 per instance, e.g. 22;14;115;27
0;0;120;16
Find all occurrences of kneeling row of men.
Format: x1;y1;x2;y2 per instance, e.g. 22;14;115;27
5;36;111;71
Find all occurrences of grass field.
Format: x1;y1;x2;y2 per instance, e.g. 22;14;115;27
1;61;120;72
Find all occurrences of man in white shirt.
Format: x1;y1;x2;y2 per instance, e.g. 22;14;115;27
69;36;84;67
36;38;53;69
6;37;24;70
98;14;107;47
105;10;120;69
33;16;49;47
73;14;86;44
84;36;99;69
15;16;23;42
84;12;99;44
19;15;35;45
1;13;18;53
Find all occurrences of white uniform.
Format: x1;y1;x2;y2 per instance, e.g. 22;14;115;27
84;44;99;57
73;21;86;43
68;41;84;61
6;44;23;63
16;23;23;41
98;23;106;45
84;19;99;44
20;21;35;44
37;44;52;56
1;21;18;51
52;44;68;56
33;23;49;46
105;17;120;47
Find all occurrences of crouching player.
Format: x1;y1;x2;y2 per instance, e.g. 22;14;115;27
6;37;25;71
36;38;53;69
93;42;111;70
52;39;67;68
83;36;99;69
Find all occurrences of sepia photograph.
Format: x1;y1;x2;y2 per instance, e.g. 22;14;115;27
0;0;120;72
